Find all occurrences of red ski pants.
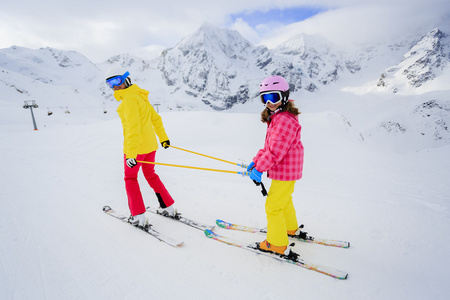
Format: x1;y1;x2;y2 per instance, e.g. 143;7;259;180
124;152;174;216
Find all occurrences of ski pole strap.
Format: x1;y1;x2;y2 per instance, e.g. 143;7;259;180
253;180;268;197
137;160;250;176
169;145;247;168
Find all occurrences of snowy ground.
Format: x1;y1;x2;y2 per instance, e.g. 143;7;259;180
1;94;449;299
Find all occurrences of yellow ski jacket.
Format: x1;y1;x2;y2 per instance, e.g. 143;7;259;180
114;84;169;159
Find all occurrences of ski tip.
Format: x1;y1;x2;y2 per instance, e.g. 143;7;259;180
102;206;112;212
336;273;349;280
340;241;350;248
216;219;231;228
204;229;217;237
332;270;349;280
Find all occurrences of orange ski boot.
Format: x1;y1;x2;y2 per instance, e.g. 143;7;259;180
257;240;300;261
287;225;309;240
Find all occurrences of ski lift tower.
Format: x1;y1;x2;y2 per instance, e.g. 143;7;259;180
154;103;160;113
23;100;39;131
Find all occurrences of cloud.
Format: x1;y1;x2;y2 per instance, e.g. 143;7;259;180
259;1;450;48
0;0;449;62
229;18;260;45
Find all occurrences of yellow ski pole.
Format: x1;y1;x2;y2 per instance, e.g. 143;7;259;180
136;160;250;176
159;145;266;196
169;145;248;169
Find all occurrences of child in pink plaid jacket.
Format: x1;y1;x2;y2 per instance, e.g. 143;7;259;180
247;75;304;258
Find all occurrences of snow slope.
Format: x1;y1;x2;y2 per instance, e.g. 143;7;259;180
1;95;449;299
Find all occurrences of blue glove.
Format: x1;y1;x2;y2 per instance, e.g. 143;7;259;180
250;168;262;183
247;162;255;171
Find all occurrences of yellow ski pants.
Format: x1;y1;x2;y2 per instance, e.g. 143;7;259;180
265;180;298;247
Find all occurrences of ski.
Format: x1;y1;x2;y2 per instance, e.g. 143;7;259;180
204;229;348;280
103;206;184;247
216;219;350;248
146;206;215;231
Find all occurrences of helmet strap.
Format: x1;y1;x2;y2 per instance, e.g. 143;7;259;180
281;91;289;105
124;77;132;88
266;106;283;116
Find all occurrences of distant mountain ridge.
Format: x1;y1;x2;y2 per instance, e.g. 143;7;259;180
1;23;449;111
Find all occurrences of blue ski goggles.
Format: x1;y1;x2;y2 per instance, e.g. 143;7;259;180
260;91;283;105
106;71;130;89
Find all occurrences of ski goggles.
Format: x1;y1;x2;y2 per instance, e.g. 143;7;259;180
260;91;283;105
106;71;130;89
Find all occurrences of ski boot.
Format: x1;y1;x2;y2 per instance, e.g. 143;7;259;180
156;205;179;219
256;240;300;261
128;212;148;229
287;224;310;240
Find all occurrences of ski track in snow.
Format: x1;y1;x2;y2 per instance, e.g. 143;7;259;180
0;107;449;299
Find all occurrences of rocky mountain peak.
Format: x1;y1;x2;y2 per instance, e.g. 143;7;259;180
377;28;449;92
178;22;252;58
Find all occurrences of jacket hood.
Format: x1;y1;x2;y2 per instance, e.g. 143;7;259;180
113;84;149;102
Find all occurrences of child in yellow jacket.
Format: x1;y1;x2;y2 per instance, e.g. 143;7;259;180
106;68;176;227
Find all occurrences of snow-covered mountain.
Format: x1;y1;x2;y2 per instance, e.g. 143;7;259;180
377;28;450;93
156;23;261;110
1;23;449;112
271;33;356;90
153;24;405;109
0;46;108;116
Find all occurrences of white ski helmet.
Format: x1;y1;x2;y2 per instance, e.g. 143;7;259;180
105;67;131;88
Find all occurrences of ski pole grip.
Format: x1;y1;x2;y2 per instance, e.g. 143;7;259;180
253;180;268;197
260;182;268;197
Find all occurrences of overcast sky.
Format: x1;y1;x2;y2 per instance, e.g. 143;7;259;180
1;0;449;62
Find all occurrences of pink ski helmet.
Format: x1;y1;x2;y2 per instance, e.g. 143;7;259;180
259;75;290;106
259;75;289;93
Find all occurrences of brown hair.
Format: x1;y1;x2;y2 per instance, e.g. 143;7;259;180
261;101;300;123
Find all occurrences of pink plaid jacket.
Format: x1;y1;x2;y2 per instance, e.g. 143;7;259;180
253;111;304;181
